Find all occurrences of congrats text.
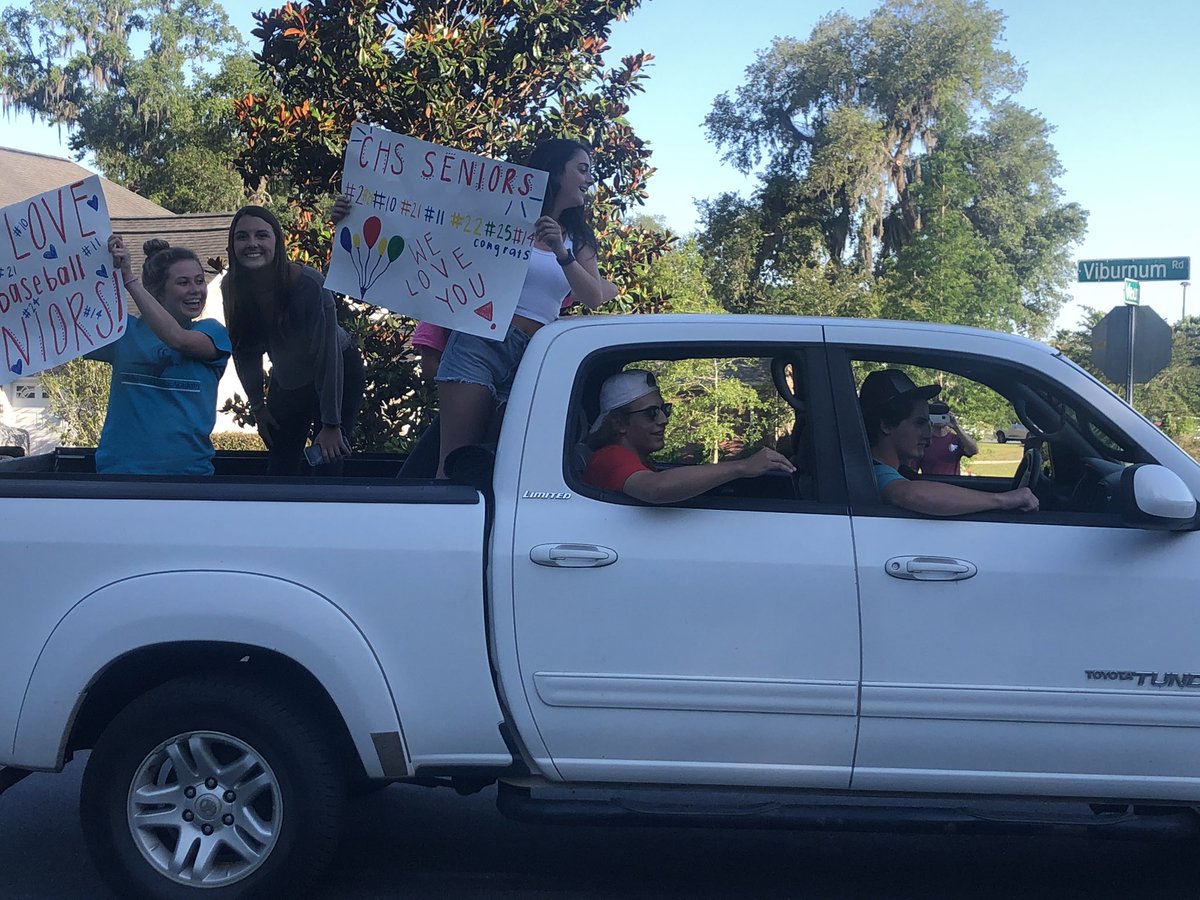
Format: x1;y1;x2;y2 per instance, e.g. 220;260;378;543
325;125;548;339
0;175;125;384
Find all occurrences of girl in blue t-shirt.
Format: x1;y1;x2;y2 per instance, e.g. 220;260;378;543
86;237;232;474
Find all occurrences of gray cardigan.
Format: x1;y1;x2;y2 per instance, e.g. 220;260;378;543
232;265;352;426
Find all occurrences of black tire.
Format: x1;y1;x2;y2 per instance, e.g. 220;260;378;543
996;431;1007;443
80;672;347;900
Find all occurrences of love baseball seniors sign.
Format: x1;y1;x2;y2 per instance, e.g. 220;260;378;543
326;125;548;339
0;175;125;384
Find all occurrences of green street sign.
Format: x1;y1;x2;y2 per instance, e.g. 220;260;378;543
1078;257;1191;283
1124;278;1140;305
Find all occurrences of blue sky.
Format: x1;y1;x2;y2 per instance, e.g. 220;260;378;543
6;0;1198;332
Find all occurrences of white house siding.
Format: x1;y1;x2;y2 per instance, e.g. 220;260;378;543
207;272;258;433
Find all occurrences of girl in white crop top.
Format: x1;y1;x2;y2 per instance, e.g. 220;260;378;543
512;239;574;325
434;139;608;477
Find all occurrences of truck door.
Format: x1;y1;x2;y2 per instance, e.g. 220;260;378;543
825;329;1200;800
494;321;862;788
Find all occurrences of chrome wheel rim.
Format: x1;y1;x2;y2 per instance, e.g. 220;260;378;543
126;730;283;887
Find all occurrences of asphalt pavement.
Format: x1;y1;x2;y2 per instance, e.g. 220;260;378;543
1;755;1197;898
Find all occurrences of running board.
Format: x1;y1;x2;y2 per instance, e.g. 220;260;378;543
496;782;1199;840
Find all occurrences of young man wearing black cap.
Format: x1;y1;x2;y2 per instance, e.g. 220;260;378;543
859;370;1038;516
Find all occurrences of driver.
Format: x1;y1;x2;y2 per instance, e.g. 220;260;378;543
861;369;1038;516
583;369;795;502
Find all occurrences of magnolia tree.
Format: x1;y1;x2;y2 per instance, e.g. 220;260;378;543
231;0;672;450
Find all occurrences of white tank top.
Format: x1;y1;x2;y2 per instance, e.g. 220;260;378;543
513;239;572;325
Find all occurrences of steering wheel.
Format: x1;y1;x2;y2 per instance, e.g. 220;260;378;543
1012;445;1043;495
1010;397;1065;443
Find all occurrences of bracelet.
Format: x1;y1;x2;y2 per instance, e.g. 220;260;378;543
123;276;140;287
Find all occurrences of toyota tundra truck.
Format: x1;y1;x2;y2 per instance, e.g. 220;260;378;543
2;314;1199;899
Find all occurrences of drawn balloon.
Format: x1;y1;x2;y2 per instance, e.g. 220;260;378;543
363;216;382;248
349;228;406;296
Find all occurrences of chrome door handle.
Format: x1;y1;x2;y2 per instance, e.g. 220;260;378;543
530;543;618;568
885;555;977;582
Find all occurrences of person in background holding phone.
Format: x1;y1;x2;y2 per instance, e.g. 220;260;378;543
918;400;979;476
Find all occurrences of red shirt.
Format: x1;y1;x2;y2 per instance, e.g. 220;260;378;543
584;445;657;491
919;431;966;476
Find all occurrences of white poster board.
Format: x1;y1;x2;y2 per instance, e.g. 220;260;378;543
0;175;126;384
326;125;548;340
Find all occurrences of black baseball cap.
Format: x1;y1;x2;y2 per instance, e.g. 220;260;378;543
858;369;941;414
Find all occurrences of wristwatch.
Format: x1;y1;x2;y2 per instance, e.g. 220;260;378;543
556;249;575;267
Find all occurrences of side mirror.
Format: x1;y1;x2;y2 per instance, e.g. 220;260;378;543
1118;464;1198;530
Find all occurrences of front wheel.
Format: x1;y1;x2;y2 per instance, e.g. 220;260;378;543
995;431;1007;443
81;673;346;900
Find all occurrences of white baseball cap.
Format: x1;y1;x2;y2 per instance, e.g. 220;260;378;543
589;369;659;434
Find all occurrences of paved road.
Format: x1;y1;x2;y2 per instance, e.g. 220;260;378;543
2;757;1197;898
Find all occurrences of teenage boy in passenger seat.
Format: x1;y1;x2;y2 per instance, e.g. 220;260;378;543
584;369;795;503
859;369;1037;516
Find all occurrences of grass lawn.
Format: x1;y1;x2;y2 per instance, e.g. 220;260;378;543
962;440;1023;477
955;434;1200;478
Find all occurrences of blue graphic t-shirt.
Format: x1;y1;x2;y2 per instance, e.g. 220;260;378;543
87;316;231;475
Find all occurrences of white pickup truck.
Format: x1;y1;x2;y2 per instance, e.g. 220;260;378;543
3;314;1200;899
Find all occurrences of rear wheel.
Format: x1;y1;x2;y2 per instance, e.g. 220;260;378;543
81;673;346;900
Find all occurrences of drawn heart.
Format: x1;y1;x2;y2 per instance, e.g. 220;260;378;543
43;245;58;260
473;302;494;322
87;194;99;210
9;360;22;376
96;264;108;278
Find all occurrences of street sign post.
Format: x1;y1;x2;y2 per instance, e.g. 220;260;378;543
1091;305;1173;403
1078;257;1191;283
1123;278;1140;305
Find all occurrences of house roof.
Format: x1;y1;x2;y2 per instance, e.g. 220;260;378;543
113;213;233;282
0;146;173;217
0;147;233;282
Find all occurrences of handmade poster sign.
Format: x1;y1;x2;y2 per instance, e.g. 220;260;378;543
326;124;548;339
0;175;125;384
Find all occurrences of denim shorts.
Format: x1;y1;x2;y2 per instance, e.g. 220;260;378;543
435;324;531;403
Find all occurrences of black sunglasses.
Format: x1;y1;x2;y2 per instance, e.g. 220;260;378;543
626;402;673;422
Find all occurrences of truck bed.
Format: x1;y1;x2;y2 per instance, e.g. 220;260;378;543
0;447;411;478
